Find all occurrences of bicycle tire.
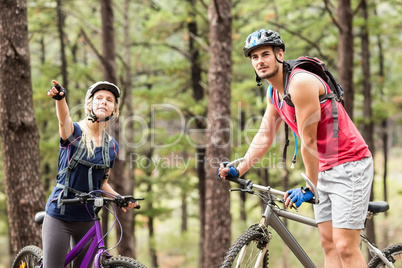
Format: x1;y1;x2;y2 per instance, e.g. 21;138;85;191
102;256;147;268
367;242;402;268
11;245;43;268
220;226;270;268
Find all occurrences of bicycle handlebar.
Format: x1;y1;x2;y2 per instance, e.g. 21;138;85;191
60;194;145;209
223;158;319;205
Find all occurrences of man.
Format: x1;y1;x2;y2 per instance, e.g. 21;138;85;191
218;29;373;268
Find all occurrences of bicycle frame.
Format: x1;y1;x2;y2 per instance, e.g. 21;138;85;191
59;195;127;268
64;217;109;268
253;188;395;268
259;202;317;267
224;159;395;268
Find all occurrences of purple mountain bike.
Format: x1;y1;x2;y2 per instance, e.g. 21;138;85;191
11;192;147;268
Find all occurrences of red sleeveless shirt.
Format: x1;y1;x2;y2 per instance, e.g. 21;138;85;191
271;69;371;171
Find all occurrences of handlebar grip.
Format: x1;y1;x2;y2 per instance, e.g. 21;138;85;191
306;198;316;204
225;177;250;187
60;199;82;205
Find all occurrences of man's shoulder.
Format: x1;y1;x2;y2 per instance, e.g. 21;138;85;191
289;71;325;98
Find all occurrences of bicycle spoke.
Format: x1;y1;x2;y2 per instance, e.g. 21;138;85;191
233;242;265;268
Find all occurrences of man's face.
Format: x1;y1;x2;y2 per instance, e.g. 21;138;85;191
250;46;283;80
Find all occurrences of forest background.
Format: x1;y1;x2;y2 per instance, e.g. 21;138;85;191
0;0;402;267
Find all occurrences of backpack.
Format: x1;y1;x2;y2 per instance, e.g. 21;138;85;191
283;56;344;103
269;56;345;167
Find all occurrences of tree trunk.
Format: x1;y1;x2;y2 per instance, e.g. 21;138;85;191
185;0;207;266
181;189;188;232
203;0;232;267
0;0;45;257
239;110;247;222
360;0;376;254
148;208;158;268
56;0;69;102
197;147;206;268
280;124;290;268
144;149;158;267
122;0;139;258
375;6;389;246
337;0;354;119
99;0;136;257
374;5;387;207
100;0;117;84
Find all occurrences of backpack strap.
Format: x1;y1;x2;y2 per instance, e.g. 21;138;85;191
319;93;339;138
101;130;111;179
269;84;274;104
283;65;340;139
268;84;298;168
56;130;112;215
56;143;87;215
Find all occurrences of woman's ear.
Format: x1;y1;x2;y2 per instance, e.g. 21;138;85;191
85;99;92;114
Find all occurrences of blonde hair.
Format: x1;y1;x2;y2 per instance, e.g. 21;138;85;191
78;94;120;158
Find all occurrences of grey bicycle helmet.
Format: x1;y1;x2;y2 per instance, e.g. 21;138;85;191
243;29;285;57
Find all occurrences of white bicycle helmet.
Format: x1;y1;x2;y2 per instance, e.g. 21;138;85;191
85;81;120;104
85;81;121;122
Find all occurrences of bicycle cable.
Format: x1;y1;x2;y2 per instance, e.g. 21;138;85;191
89;190;125;252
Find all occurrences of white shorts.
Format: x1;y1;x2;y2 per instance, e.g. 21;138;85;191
313;156;373;229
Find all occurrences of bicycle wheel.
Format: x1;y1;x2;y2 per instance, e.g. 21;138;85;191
102;256;147;268
367;242;402;268
11;245;43;268
220;226;270;268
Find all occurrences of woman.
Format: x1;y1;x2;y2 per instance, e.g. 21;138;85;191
43;80;136;267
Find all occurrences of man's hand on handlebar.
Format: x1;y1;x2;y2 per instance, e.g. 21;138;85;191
218;162;239;180
284;187;314;208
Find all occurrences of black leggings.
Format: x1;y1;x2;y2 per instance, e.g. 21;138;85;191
42;214;93;268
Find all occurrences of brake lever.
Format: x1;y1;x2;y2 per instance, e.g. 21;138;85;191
279;198;298;212
301;173;319;205
118;196;145;209
75;193;92;203
230;188;254;194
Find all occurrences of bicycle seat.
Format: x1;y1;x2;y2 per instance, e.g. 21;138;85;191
368;201;389;213
35;211;46;225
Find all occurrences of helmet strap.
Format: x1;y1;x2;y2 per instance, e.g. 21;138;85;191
274;49;284;64
87;111;112;123
87;98;113;123
255;72;262;87
254;47;283;87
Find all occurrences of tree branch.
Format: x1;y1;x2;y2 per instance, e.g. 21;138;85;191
79;28;105;65
353;0;364;16
188;31;209;52
267;21;333;66
131;42;191;59
199;0;208;11
212;0;222;20
324;0;341;31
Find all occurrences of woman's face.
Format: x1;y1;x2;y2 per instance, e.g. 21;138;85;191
90;90;117;119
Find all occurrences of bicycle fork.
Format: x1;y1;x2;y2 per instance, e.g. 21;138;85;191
235;224;272;268
236;241;270;268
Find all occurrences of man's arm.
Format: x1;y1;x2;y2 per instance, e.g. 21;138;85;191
235;100;281;177
288;72;324;186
